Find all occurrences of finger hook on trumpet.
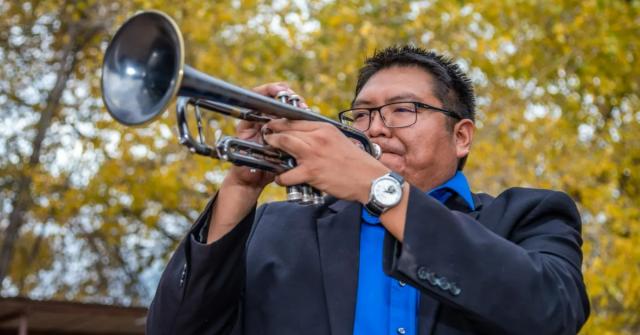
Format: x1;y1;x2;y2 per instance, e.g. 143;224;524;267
178;97;292;173
102;10;379;206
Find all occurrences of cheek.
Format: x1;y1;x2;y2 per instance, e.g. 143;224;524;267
405;147;434;170
403;135;447;170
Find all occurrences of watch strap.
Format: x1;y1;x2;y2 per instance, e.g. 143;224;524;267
387;171;404;184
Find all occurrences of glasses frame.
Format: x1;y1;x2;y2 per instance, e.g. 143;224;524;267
338;101;462;131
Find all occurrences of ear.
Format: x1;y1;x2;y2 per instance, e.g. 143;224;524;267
454;119;474;159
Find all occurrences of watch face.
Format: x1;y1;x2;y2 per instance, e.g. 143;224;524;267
373;177;402;206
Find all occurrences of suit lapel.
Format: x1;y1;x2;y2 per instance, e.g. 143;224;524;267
316;199;361;335
315;193;487;335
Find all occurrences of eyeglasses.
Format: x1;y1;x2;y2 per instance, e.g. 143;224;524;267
338;101;461;131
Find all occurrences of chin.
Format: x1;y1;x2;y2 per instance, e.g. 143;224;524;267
380;153;404;174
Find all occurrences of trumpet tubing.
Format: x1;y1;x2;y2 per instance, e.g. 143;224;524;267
101;10;380;204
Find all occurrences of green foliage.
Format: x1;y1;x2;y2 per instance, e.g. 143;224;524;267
0;0;638;332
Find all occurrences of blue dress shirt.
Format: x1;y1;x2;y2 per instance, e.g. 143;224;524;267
353;171;475;335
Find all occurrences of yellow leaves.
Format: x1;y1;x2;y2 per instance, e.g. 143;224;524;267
583;223;640;332
519;53;534;68
2;0;639;318
552;22;567;43
359;21;373;36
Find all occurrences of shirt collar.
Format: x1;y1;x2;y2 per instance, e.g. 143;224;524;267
429;171;475;210
362;171;474;224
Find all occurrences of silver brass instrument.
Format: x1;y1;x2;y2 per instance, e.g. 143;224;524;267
101;10;380;203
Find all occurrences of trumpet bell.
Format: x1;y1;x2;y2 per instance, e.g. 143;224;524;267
101;11;184;126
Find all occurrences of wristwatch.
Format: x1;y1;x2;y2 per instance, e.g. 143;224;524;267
364;172;405;216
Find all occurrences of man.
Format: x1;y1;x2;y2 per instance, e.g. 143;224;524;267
146;46;590;334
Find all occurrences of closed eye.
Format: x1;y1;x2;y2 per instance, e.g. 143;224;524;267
352;111;370;119
392;106;414;113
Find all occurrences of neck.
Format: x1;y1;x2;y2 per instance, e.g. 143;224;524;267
411;169;456;192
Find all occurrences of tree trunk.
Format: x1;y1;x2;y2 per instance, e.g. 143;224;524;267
0;21;101;284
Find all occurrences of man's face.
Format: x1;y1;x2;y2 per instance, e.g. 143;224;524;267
353;66;470;191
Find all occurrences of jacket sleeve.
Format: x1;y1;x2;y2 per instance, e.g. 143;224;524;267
146;194;267;335
383;186;590;335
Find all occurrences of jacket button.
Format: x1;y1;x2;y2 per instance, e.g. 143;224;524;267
450;284;462;296
417;266;429;281
397;327;406;334
439;280;451;291
434;277;444;286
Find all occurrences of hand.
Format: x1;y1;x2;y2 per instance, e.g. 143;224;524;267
208;82;307;243
263;119;389;204
224;118;274;191
225;82;308;192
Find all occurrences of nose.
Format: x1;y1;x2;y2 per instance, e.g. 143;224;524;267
366;110;391;138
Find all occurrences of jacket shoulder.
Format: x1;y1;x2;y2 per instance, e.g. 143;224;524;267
477;187;577;209
474;187;581;234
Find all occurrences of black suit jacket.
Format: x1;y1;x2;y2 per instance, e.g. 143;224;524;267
147;186;590;335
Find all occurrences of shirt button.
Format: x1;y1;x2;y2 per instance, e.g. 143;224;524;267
398;280;406;287
397;327;406;335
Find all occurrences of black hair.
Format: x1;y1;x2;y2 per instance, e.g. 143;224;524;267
354;45;476;170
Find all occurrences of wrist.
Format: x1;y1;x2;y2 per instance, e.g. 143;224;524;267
356;164;391;204
208;175;262;244
221;178;263;203
225;169;266;196
363;171;405;216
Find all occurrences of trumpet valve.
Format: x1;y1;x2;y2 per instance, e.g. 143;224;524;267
288;94;301;108
287;185;303;202
275;91;291;104
312;189;325;205
300;185;314;204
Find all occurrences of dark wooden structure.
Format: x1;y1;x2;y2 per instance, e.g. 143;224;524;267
0;297;146;335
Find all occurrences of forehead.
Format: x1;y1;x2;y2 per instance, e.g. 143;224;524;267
353;66;438;106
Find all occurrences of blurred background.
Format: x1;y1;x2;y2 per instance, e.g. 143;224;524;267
0;0;638;333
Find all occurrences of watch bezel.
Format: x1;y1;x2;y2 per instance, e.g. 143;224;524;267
372;176;403;206
365;172;404;215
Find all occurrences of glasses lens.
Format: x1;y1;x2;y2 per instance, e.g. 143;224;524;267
381;102;417;128
341;109;370;130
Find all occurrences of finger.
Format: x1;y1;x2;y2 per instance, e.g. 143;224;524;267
236;120;262;139
272;129;317;148
252;82;292;97
251;82;311;108
266;119;326;133
348;137;365;149
237;119;262;131
263;133;310;158
274;167;309;187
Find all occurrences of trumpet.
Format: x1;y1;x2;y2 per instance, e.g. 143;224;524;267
101;10;380;204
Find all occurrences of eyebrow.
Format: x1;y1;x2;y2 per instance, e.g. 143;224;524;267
352;93;423;108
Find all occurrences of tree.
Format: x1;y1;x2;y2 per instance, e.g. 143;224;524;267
0;0;119;288
1;0;638;332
